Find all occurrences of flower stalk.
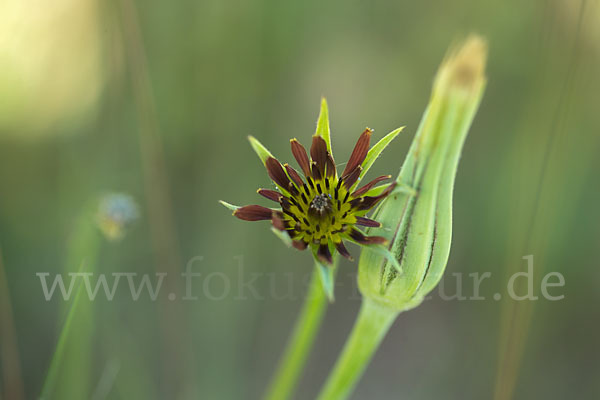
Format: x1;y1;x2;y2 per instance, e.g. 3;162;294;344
223;98;404;400
316;298;398;400
263;263;334;400
317;35;488;400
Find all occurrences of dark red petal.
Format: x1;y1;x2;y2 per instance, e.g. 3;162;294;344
335;241;353;261
266;157;292;192
348;197;364;209
258;189;283;202
348;228;388;245
310;136;328;177
342;165;362;190
290;139;311;176
325;152;336;178
355;216;381;228
348;228;367;243
342;128;372;177
271;211;286;230
234;205;273;221
284;164;304;187
317;243;333;264
351;182;396;211
352;175;392;197
311;161;322;181
292;240;308;250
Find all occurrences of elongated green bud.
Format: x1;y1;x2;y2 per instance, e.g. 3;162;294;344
359;36;487;311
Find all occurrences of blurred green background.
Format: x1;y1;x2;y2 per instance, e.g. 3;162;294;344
0;0;598;399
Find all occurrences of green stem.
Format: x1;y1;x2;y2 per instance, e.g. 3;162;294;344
263;266;329;400
316;298;398;400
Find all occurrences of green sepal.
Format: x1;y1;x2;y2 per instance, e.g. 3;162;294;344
364;244;402;274
314;98;332;155
315;260;336;302
271;227;292;247
248;135;275;165
341;224;402;274
312;244;338;302
219;200;280;213
347;237;402;274
219;200;240;211
360;127;404;179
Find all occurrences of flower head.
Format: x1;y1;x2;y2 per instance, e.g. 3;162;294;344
223;100;403;265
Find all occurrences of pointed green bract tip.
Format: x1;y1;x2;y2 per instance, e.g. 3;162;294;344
365;244;402;274
219;200;240;212
360;126;405;179
315;258;336;302
315;98;332;154
248;135;275;165
310;243;338;301
271;227;293;248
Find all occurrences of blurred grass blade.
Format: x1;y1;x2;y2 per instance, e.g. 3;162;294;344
90;359;121;400
493;2;590;398
40;206;101;399
0;247;26;400
40;274;86;399
116;0;195;394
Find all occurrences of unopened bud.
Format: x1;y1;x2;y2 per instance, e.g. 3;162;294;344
358;35;487;311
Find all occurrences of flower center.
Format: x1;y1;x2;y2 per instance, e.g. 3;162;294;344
308;193;333;219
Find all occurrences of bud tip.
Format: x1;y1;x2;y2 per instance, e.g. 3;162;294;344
440;34;488;92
